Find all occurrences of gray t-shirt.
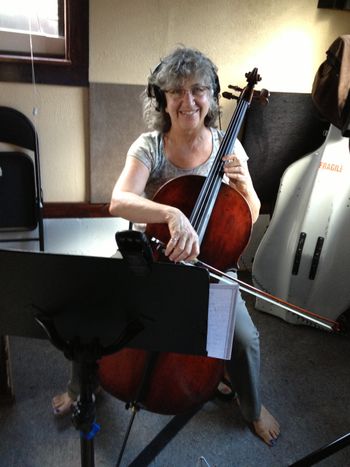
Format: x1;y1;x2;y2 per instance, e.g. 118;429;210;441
127;127;248;199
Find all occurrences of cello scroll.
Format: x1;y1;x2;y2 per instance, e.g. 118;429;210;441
222;68;269;104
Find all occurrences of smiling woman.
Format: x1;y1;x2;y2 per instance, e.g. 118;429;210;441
0;0;88;86
101;47;280;446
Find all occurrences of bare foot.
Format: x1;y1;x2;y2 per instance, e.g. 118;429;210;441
252;405;280;446
52;392;75;416
217;380;233;396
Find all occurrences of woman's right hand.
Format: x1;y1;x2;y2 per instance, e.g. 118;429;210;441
164;207;199;263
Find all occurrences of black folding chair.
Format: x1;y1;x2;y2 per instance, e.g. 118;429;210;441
0;106;45;402
0;106;44;250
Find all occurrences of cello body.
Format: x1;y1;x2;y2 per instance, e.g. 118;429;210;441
146;175;252;272
252;124;350;325
99;175;252;414
99;349;224;415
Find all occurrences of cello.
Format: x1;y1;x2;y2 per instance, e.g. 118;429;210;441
98;69;340;417
98;68;261;416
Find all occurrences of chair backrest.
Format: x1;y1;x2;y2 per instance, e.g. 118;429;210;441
0;152;37;230
0;107;44;250
0;106;38;150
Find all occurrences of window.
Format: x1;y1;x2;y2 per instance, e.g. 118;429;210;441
0;0;88;86
0;0;65;57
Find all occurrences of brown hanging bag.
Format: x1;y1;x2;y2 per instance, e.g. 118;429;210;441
312;35;350;136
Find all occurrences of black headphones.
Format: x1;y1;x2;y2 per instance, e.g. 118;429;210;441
147;60;221;112
147;61;167;111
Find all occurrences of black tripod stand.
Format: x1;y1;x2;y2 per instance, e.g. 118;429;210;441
33;310;144;467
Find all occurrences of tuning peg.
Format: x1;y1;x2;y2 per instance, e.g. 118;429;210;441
228;85;242;92
254;88;270;105
222;91;238;100
222;84;243;100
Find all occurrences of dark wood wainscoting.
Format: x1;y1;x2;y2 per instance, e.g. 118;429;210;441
43;202;112;218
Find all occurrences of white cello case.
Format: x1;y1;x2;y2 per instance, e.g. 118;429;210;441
252;124;350;325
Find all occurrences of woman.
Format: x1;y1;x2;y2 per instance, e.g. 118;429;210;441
54;46;280;446
110;46;280;446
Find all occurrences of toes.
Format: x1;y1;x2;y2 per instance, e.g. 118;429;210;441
52;393;74;416
252;406;280;446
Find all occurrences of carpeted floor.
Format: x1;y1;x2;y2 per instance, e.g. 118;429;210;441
1;278;350;467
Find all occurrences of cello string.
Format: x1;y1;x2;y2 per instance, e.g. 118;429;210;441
197;94;248;210
190;72;258;233
190;94;248;233
218;98;249;159
190;96;245;228
190;105;249;240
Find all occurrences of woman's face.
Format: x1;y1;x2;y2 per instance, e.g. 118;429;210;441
164;77;211;133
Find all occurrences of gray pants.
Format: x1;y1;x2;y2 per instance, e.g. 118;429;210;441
224;277;261;422
67;266;261;423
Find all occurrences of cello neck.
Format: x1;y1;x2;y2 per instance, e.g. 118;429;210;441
189;68;260;243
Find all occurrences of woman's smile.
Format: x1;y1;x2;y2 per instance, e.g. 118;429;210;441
178;108;199;118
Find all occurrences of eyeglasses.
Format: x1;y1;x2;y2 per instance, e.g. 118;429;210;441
164;85;210;100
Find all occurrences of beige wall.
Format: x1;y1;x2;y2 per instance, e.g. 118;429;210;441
91;0;348;90
0;83;89;201
0;0;349;201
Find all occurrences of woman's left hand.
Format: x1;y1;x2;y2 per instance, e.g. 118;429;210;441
222;153;253;195
222;152;261;223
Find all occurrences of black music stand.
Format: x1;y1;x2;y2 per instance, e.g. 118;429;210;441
289;432;350;466
0;249;210;467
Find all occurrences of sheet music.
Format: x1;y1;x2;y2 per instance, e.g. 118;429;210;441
206;282;239;359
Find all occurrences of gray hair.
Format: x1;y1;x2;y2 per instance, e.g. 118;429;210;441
143;46;221;132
